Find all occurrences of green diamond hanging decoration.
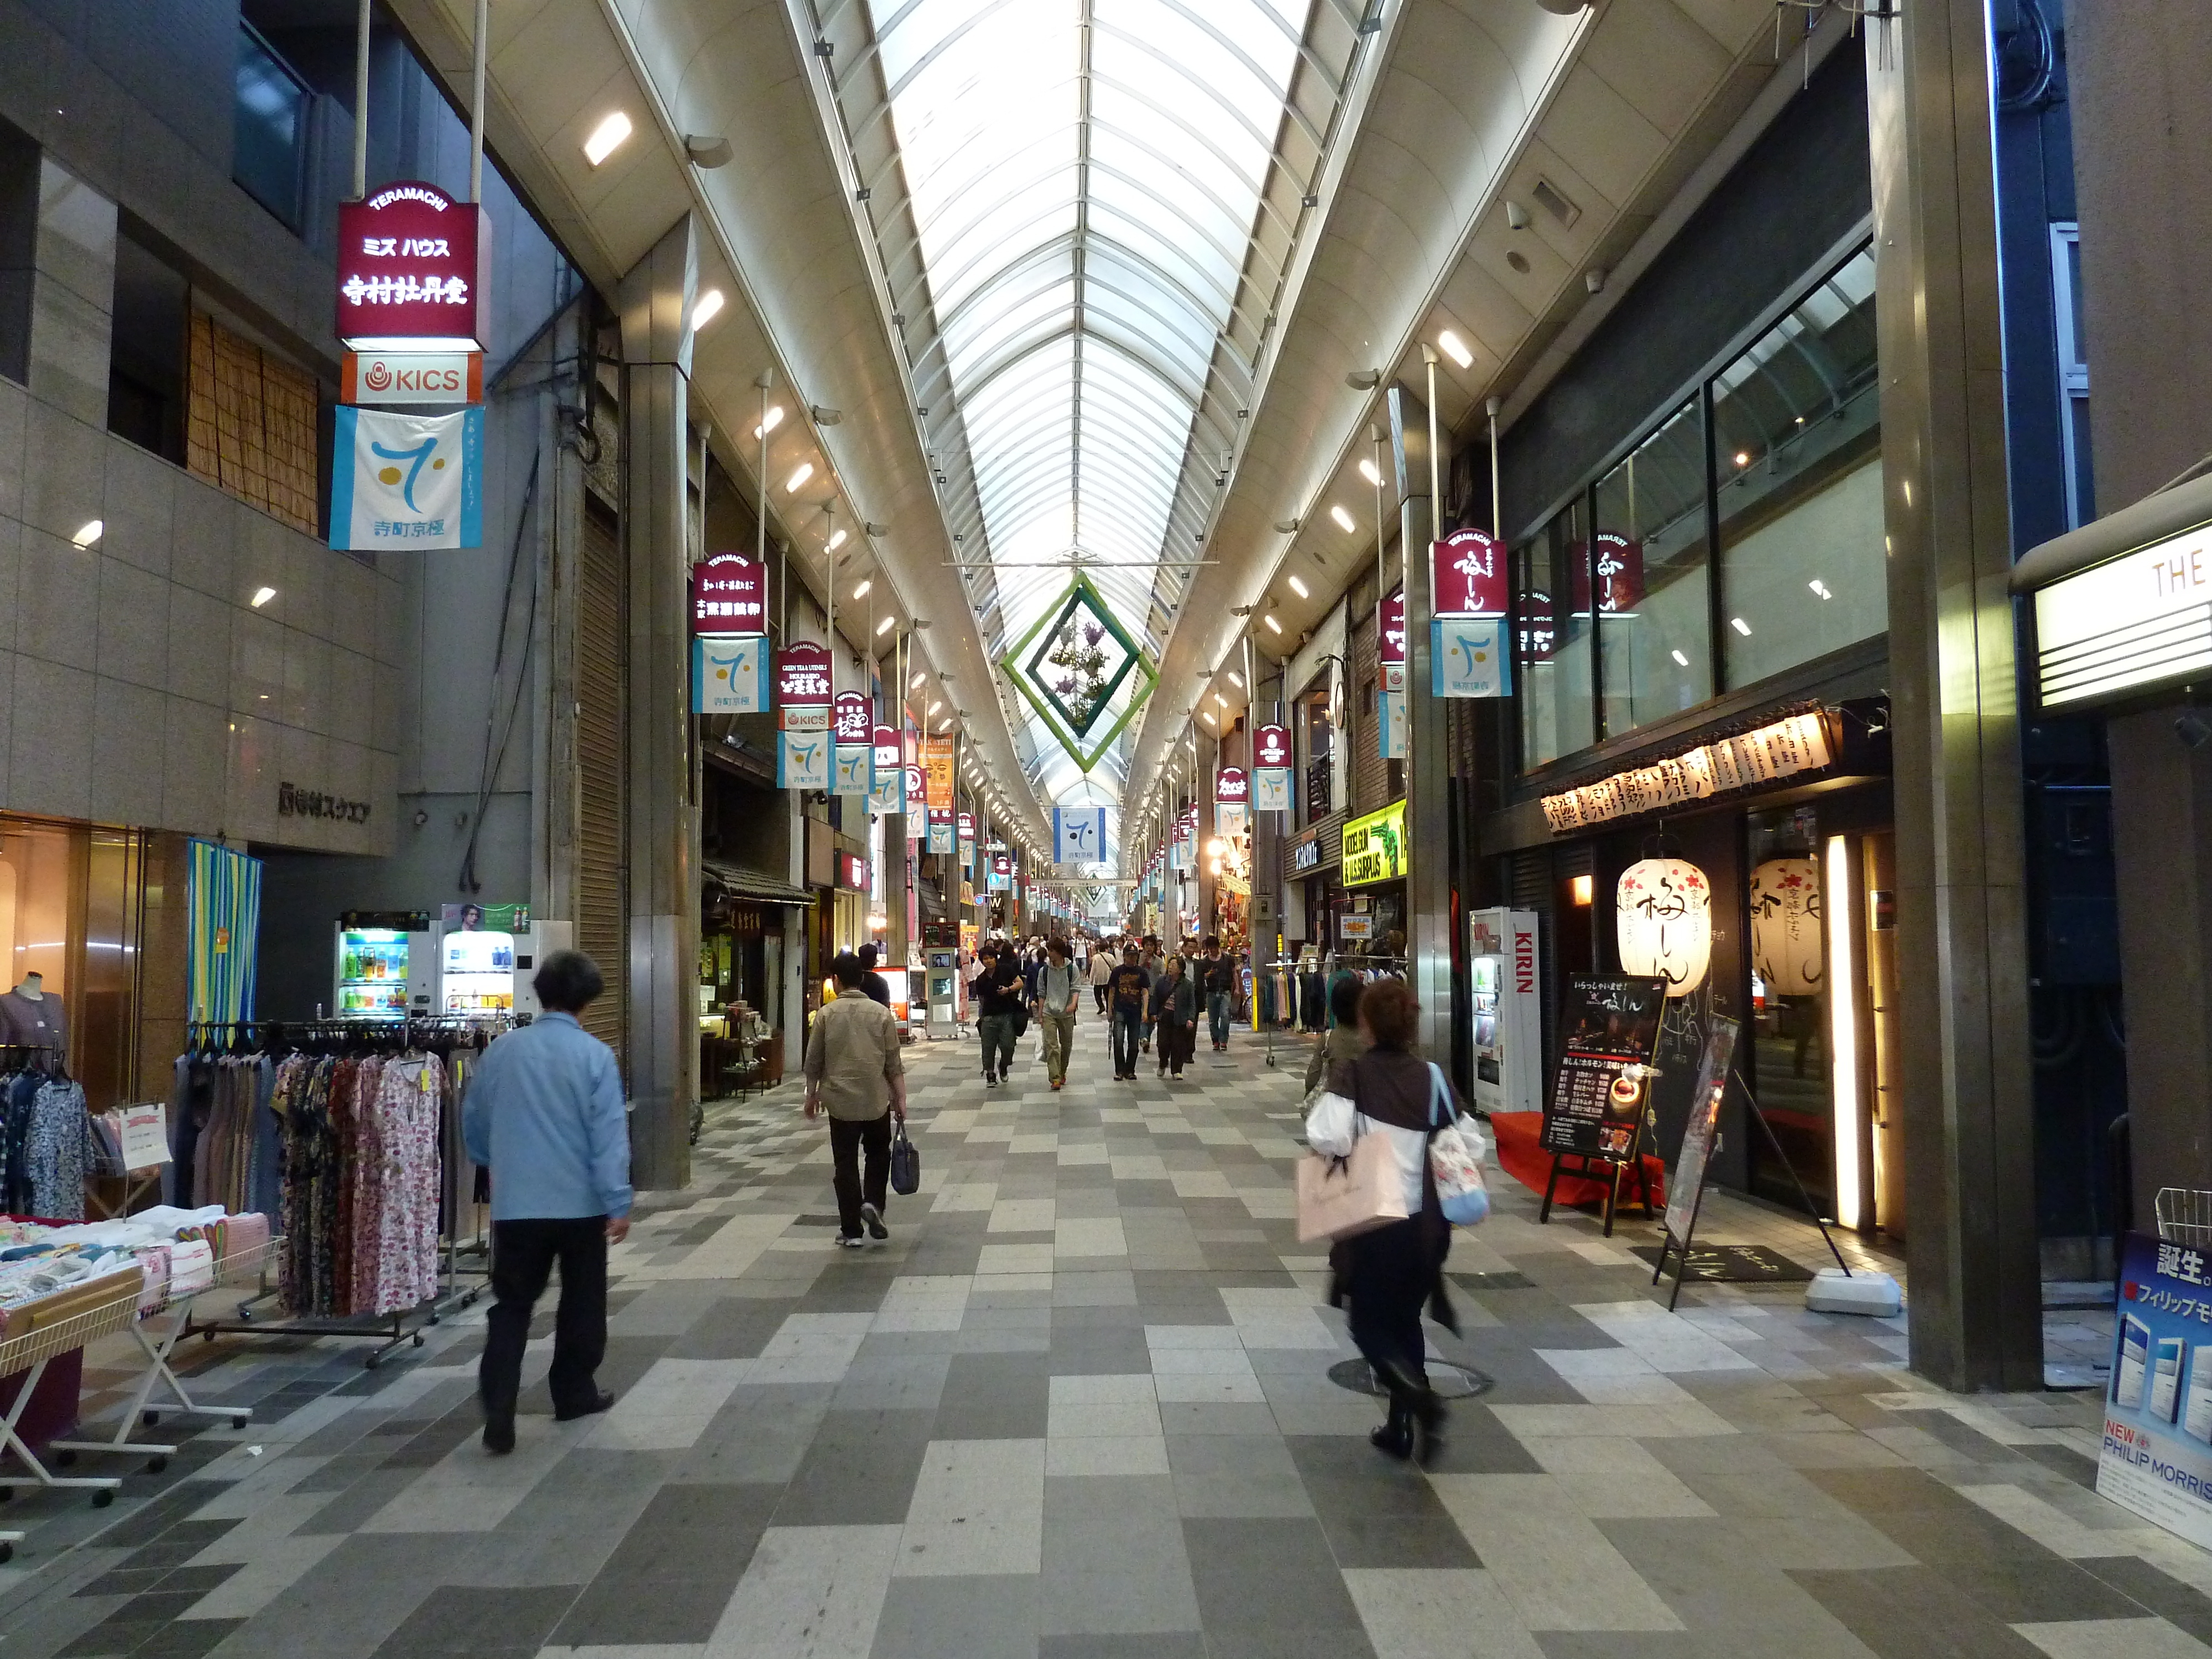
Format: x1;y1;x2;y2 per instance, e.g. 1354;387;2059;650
999;572;1157;773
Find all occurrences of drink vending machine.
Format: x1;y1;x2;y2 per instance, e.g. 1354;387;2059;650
334;912;437;1019
923;922;959;1036
1467;906;1542;1117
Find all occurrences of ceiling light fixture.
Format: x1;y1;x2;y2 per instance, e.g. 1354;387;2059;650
1734;451;1751;467
1671;649;1689;667
583;111;632;166
851;577;870;599
684;133;732;169
1730;617;1752;637
1287;575;1310;598
876;615;896;636
690;289;725;331
1437;329;1474;369
754;405;785;439
928;700;943;716
1329;504;1356;534
910;672;926;689
785;462;815;493
1263;614;1282;635
1358;458;1381;488
251;586;276;608
811;405;843;426
828;529;849;553
1227;670;1244;689
71;519;103;547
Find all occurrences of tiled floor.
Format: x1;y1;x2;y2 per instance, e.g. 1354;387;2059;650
0;1019;2189;1659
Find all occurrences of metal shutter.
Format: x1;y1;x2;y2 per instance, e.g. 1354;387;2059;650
577;497;626;1063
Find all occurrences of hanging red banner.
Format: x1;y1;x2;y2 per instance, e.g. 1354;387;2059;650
691;554;766;635
335;181;490;351
1432;528;1509;618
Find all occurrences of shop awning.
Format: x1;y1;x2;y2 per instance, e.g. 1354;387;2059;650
702;863;815;906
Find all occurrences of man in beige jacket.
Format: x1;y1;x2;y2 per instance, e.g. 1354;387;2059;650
805;952;908;1247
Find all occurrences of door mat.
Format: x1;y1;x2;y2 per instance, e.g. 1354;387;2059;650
1630;1242;1814;1283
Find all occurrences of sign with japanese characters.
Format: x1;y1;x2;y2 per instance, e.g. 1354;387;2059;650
1054;807;1107;865
1432;616;1511;698
1214;766;1248;804
1432;528;1508;618
870;726;906;815
927;807;955;855
336;181;489;350
1572;532;1645;615
329;405;483;551
2101;1230;2212;1552
904;765;926;836
776;643;833;713
921;734;956;809
691;554;766;635
1540;712;1834;833
1253;724;1292;814
1539;974;1667;1162
775;643;833;788
691;634;768;714
832;693;874;797
1379;588;1406;679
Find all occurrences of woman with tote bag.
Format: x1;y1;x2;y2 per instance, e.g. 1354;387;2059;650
1302;977;1467;1461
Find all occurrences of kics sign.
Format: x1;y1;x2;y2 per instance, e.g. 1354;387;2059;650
336;181;491;351
342;349;482;406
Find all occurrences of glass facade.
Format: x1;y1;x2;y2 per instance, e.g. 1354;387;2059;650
1515;245;1883;771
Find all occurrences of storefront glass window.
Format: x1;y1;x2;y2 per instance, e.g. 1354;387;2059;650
1745;804;1833;1215
1516;496;1594;766
1594;398;1710;733
1713;247;1883;686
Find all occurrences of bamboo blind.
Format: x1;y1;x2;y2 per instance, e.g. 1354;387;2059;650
186;311;320;535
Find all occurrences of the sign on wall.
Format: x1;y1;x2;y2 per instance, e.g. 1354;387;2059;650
1253;724;1292;813
329;405;483;551
2033;517;2212;708
1340;800;1407;887
1432;616;1510;698
1540;711;1833;833
336;181;491;350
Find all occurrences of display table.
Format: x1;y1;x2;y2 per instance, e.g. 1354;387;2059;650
1488;1112;1668;1211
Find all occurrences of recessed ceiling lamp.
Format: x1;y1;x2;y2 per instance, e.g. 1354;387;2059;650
754;405;785;439
1329;504;1357;534
1358;458;1381;488
583;111;632;166
1287;575;1309;598
1227;670;1244;688
71;519;103;547
828;529;848;553
1262;614;1282;635
1437;329;1474;370
251;586;276;608
785;462;815;493
910;672;926;689
876;615;896;635
690;289;725;331
851;577;870;598
1730;617;1752;636
928;700;943;716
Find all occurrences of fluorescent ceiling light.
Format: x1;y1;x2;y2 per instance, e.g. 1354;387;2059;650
1358;458;1381;488
71;519;102;547
251;586;277;608
938;719;953;732
1287;574;1309;598
928;700;943;716
583;111;633;166
1227;670;1244;688
785;462;815;493
1437;329;1474;369
876;615;896;636
851;576;870;597
1329;504;1357;534
910;672;927;689
754;405;785;439
1671;649;1689;667
1808;578;1831;599
690;289;725;331
1262;614;1282;635
1730;617;1751;636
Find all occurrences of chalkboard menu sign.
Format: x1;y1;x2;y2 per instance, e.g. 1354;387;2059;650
1663;1015;1740;1244
1539;974;1667;1161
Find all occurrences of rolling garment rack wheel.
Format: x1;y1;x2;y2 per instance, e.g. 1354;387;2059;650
91;1490;113;1509
147;1456;168;1474
0;1540;13;1564
54;1449;75;1468
143;1412;160;1427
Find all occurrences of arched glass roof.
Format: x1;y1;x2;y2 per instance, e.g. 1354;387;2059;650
825;0;1366;863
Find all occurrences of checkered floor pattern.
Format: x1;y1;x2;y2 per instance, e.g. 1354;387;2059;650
0;1016;2190;1659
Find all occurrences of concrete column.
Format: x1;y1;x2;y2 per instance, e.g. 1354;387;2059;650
617;216;698;1192
1867;14;2039;1389
1388;387;1451;1057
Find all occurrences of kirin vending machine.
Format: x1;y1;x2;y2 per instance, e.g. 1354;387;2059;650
1467;906;1542;1117
334;911;436;1019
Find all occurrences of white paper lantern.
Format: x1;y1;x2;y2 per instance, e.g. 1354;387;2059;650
1616;857;1713;997
1748;856;1823;995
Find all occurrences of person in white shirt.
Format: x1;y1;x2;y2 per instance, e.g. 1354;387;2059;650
1089;937;1117;1012
1034;937;1082;1091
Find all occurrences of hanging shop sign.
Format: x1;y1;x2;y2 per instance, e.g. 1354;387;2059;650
2098;1230;2212;1551
775;642;832;789
1432;528;1509;617
341;348;482;406
838;853;870;890
1380;687;1408;757
2030;519;2212;708
1615;857;1713;998
1432;615;1510;699
329;405;483;551
921;733;956;808
1218;803;1248;839
989;853;1014;891
1253;724;1292;813
336;180;490;351
957;812;975;870
691;554;766;635
691;634;768;714
1572;532;1645;615
1748;857;1823;995
927;807;955;855
1054;806;1107;865
870;726;905;815
1173;807;1197;873
1214;766;1248;805
832;692;874;797
1538;974;1668;1162
1379;589;1406;678
1540;711;1834;834
1340;800;1407;888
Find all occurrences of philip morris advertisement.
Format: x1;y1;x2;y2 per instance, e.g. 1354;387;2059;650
2101;1231;2212;1551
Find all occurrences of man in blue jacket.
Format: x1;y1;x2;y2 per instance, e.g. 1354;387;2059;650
463;950;632;1454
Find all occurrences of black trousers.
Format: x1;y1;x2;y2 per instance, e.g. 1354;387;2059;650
1111;1008;1143;1076
831;1112;891;1237
1094;984;1109;1013
1344;1217;1432;1386
481;1216;608;1418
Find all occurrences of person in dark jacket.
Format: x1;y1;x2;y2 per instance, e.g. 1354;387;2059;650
1107;945;1151;1081
855;943;893;1008
1150;954;1198;1079
975;943;1026;1086
1306;977;1462;1461
1201;936;1237;1050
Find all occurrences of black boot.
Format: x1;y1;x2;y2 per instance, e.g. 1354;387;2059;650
1369;1396;1413;1459
1376;1359;1446;1461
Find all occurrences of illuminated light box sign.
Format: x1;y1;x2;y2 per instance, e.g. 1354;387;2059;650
1214;766;1248;804
1432;528;1508;617
692;554;766;635
1340;800;1407;887
336;181;490;351
1540;711;1833;834
775;643;833;789
342;348;482;406
2033;518;2212;708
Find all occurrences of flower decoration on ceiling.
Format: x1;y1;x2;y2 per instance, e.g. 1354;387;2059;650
1000;572;1157;774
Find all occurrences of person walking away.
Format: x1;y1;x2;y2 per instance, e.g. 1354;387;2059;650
1305;978;1462;1461
1089;938;1115;1013
1036;937;1081;1091
1151;954;1197;1079
975;942;1025;1086
855;942;893;1008
1108;944;1151;1081
1201;936;1237;1051
1305;969;1370;1094
805;951;908;1247
1140;936;1163;1053
465;950;631;1455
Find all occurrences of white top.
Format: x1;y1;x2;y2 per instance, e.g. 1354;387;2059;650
1089;952;1115;985
1305;1088;1431;1214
